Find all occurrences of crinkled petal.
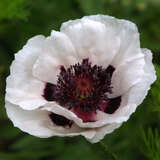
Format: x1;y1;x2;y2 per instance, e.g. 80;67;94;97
141;48;157;86
6;36;47;110
6;101;54;137
41;102;85;126
95;48;156;124
5;15;157;143
40;102;120;128
41;48;156;127
83;14;142;67
41;102;122;142
109;55;145;98
88;123;122;143
60;17;120;67
41;102;101;128
60;15;146;100
33;31;78;84
6;102;96;139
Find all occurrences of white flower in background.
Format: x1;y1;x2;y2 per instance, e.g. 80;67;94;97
5;15;156;143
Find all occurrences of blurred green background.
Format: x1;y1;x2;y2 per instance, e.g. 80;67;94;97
0;0;160;160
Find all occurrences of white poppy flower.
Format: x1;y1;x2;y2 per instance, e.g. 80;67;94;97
5;15;156;143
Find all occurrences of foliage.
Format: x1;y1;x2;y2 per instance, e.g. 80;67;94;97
151;65;160;112
0;0;160;160
0;0;30;21
142;128;160;160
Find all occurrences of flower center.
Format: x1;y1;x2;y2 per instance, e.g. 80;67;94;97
75;76;92;99
43;59;121;123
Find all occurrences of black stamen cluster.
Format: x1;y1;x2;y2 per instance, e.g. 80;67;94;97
43;59;115;113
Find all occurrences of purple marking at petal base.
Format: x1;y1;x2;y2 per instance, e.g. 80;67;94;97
105;96;121;114
43;83;56;101
72;106;96;122
49;113;73;127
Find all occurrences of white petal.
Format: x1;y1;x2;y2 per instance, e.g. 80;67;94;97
44;48;155;128
109;55;145;98
88;123;122;143
141;48;157;85
6;102;96;139
118;48;156;108
33;31;78;84
95;49;156;124
121;48;156;107
83;15;142;66
39;98;131;128
41;102;121;129
6;36;47;110
6;101;54;137
5;15;156;143
41;102;104;128
41;102;87;127
61;17;120;67
40;102;104;139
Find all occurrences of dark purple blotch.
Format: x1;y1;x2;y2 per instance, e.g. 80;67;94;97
49;113;73;127
43;83;56;101
105;96;121;114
